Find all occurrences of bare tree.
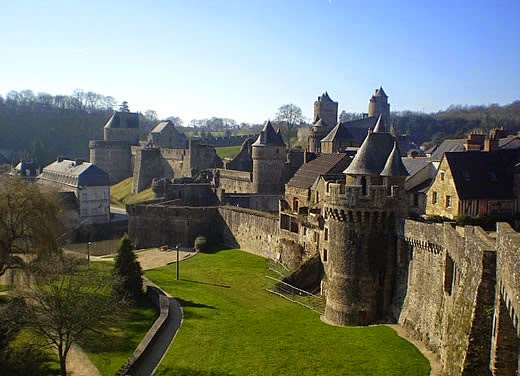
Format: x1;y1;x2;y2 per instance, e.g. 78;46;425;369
15;261;120;376
275;104;304;148
0;177;63;276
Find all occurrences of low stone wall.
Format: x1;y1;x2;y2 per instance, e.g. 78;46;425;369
116;283;170;376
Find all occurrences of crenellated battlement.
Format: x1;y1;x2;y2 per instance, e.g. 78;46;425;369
324;182;405;211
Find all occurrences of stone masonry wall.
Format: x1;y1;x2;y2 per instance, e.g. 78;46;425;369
400;220;496;375
218;206;280;258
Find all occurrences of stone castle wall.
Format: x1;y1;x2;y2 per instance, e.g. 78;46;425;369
217;206;280;257
132;148;163;193
89;140;132;184
201;134;256;147
400;220;497;375
127;204;221;248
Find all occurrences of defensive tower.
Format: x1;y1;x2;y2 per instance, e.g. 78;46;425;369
89;111;140;184
322;128;408;326
252;121;286;194
368;87;390;129
308;92;338;153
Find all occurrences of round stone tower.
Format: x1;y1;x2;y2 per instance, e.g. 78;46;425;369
321;129;408;326
308;92;337;153
252;121;286;194
368;87;390;126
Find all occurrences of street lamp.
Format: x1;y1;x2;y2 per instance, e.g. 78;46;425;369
87;242;92;269
176;244;180;280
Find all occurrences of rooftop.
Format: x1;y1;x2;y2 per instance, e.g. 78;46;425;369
287;153;351;189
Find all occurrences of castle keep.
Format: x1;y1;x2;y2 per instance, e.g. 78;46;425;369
124;88;520;375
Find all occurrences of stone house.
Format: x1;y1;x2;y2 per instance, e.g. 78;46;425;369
426;150;520;218
147;120;188;148
38;158;110;224
402;156;438;215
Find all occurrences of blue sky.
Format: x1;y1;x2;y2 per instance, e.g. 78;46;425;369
1;0;519;124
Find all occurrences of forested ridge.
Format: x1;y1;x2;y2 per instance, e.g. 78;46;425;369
1;89;519;166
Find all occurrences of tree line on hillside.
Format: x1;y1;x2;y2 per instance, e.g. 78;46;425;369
1;88;519;167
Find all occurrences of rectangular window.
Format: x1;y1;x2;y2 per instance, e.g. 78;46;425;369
440;171;445;181
324;228;329;241
446;195;452;208
323;249;328;262
432;191;438;204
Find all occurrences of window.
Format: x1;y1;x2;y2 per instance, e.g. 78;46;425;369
82;193;88;200
439;171;445;181
446;195;452;208
315;191;319;204
303;227;307;236
432;191;438;204
324;227;329;241
323;249;328;262
360;176;368;196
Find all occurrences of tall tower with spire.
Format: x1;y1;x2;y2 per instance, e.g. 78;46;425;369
308;92;338;153
368;87;390;128
252;121;287;194
321;124;408;326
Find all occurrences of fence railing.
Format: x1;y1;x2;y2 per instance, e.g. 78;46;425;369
265;275;325;315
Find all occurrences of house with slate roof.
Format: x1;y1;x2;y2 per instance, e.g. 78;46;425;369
426;150;520;219
147;120;188;148
38;158;110;224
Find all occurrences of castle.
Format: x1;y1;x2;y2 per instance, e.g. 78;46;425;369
103;88;520;375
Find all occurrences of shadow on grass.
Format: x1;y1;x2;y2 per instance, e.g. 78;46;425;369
199;244;234;254
156;366;232;376
3;341;60;375
181;279;231;288
175;298;216;310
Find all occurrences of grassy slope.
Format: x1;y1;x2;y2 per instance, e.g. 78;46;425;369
215;145;241;159
82;302;157;376
146;249;429;376
111;177;154;208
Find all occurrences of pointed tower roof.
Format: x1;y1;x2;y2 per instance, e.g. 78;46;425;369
252;121;286;147
381;141;409;177
319;91;333;102
374;86;388;98
373;114;385;133
344;129;394;175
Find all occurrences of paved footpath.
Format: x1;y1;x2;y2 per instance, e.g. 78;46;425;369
66;247;194;376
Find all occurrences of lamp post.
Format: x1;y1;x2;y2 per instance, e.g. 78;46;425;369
176;244;180;280
87;241;92;269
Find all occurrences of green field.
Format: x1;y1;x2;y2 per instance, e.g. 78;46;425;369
216;145;241;159
146;249;429;376
111;177;154;208
82;301;157;376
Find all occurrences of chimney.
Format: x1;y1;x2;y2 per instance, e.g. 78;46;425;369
465;133;485;151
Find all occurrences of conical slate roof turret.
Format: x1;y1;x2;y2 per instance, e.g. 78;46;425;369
252;120;286;147
319;92;333;102
344;129;394;176
380;141;409;177
373;114;385;133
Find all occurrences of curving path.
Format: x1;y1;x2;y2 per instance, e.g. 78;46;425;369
124;284;183;376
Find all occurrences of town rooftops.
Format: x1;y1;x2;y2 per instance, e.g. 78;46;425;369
40;159;109;187
444;150;520;200
104;111;139;129
287;153;351;189
252;121;285;147
430;139;466;161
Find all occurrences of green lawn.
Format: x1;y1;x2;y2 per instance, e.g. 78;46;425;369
111;177;154;208
146;249;430;376
216;145;241;159
82;301;158;376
